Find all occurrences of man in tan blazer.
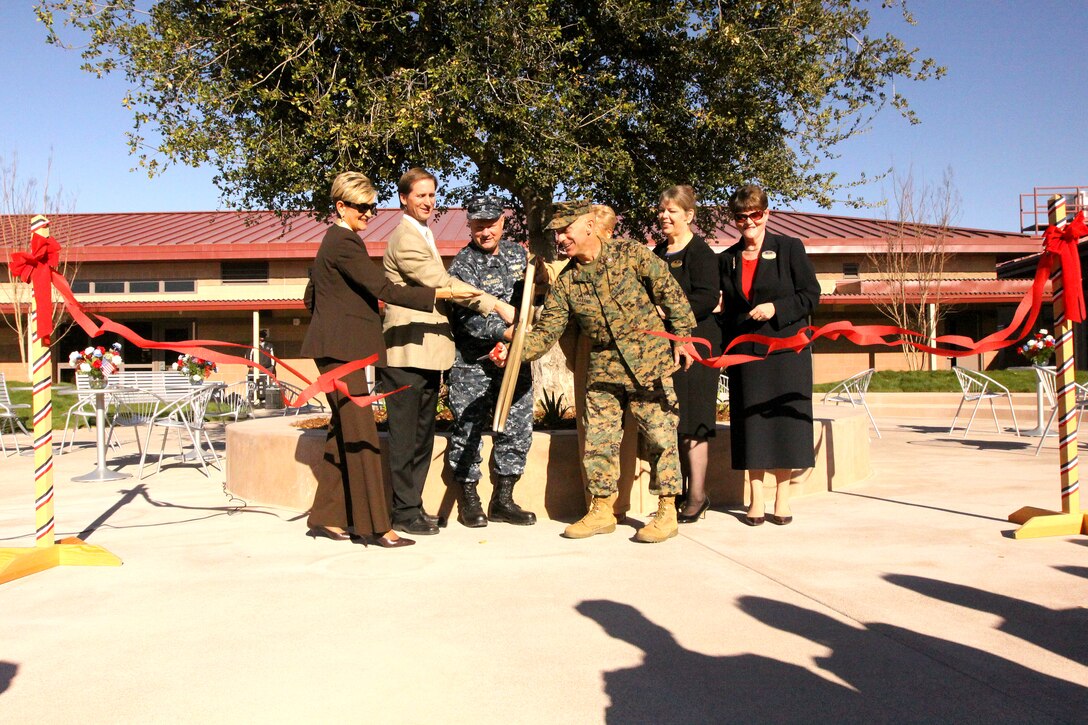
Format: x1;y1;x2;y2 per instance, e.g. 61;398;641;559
380;168;515;534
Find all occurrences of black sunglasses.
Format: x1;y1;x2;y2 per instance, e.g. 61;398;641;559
341;200;377;216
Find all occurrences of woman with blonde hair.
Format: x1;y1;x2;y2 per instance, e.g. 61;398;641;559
653;185;722;523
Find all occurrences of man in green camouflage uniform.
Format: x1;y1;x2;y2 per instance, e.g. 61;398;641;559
500;200;696;543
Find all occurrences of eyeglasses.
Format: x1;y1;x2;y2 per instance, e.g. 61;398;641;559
733;209;766;223
341;200;377;216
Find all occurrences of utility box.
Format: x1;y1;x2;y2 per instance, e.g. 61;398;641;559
264;385;284;410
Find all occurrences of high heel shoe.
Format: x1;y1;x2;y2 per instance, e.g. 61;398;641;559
677;497;710;524
307;526;351;541
769;514;793;526
369;533;415;549
744;515;765;526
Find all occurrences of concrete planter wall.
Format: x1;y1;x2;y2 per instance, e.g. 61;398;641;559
226;405;871;521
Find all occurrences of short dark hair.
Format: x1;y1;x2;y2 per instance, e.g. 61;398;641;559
728;184;769;214
259;329;269;338
398;167;437;197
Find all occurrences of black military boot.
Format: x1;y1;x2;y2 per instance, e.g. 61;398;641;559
457;481;488;528
488;475;537;525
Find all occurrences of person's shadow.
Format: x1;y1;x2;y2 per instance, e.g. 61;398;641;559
0;661;16;696
738;596;1088;722
884;573;1088;666
575;600;878;723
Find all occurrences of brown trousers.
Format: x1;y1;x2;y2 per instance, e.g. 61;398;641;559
307;359;390;536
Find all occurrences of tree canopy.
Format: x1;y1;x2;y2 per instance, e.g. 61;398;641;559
38;0;943;250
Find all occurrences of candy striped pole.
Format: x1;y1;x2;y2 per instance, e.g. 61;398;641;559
1010;194;1088;538
1;216;121;585
29;298;55;548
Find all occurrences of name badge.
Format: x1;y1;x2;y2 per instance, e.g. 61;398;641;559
670;259;683;268
761;250;777;260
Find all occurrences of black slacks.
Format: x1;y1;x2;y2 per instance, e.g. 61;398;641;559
378;365;441;522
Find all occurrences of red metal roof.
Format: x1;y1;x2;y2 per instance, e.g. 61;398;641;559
1;209;1040;263
829;278;1051;305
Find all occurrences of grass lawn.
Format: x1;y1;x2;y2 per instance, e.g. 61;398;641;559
813;368;1088;394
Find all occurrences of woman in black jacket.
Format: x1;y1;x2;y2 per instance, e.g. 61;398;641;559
718;185;820;526
653;185;722;523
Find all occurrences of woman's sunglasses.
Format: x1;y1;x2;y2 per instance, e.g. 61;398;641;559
342;200;377;216
733;209;766;223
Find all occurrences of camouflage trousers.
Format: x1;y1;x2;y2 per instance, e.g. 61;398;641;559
447;364;533;482
584;379;682;497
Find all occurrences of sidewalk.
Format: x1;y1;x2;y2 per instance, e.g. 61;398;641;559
1;417;1085;723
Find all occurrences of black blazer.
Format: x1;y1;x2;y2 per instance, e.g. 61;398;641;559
652;234;720;323
718;232;820;356
301;224;436;365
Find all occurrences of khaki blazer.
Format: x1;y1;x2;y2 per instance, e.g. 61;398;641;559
382;216;496;370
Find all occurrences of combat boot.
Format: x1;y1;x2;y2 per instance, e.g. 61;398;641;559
634;495;678;543
456;481;488;528
562;493;618;539
488;475;537;525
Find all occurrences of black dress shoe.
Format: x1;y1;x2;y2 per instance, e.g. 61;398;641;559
421;511;440;525
677;497;710;524
769;514;793;526
370;533;416;548
307;526;351;541
743;515;765;527
393;515;439;536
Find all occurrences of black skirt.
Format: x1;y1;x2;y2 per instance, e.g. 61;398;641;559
672;315;722;438
728;348;814;470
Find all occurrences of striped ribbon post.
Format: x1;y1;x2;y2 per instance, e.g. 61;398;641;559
1010;194;1088;538
30;300;56;547
1;215;121;585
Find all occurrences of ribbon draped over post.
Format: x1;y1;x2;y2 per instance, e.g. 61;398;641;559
9;233;61;344
1042;211;1087;324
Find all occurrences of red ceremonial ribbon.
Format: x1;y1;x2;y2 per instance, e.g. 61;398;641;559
1041;211;1087;324
9;233;61;344
652;214;1070;369
16;232;394;411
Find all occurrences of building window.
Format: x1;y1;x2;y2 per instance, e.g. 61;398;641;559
163;280;196;293
221;261;269;284
70;280;90;294
843;262;860;278
95;281;125;294
129;281;160;293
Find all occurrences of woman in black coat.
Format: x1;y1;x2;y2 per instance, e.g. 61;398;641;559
653;185;722;523
300;171;473;547
718;184;820;526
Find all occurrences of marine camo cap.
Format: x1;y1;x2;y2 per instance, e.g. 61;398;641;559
546;200;594;230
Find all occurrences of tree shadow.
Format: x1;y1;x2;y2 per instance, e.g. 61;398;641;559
0;661;15;696
738;596;1087;722
885;573;1088;666
575;600;877;723
1055;565;1088;579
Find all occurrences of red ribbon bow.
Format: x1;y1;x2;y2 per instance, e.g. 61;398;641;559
9;233;61;344
1042;211;1087;324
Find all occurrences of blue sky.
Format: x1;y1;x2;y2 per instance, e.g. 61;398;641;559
2;1;1086;232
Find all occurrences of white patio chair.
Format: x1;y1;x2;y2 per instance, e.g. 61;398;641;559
137;383;222;479
822;368;880;438
59;374;121;454
717;372;729;407
1034;370;1088;456
207;379;254;424
277;380;327;416
948;368;1020;438
0;372;31;456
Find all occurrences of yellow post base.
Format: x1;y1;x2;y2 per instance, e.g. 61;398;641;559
0;537;122;585
1008;506;1088;539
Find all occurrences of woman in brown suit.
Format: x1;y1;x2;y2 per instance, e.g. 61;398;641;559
300;171;475;547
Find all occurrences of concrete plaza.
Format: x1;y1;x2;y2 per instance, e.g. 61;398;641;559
0;413;1085;722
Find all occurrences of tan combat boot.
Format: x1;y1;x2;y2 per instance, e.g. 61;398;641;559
563;494;618;539
634;495;678;543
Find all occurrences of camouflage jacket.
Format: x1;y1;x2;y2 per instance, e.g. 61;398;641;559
523;238;695;387
448;239;528;367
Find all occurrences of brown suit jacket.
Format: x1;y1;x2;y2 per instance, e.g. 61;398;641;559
382;216;496;369
301;223;435;366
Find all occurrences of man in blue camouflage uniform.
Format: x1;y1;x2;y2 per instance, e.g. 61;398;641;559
496;200;695;543
446;194;537;527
